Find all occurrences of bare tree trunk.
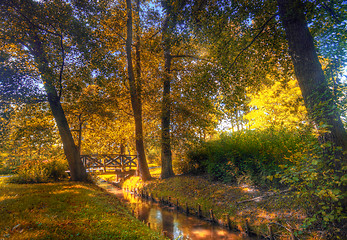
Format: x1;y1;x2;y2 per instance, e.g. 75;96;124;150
277;0;347;168
160;15;175;179
125;0;151;181
29;31;88;182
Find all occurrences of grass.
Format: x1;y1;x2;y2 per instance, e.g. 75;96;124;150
0;177;166;240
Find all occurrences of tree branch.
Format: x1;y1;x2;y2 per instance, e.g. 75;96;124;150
148;29;161;40
171;54;213;63
120;107;134;117
227;13;278;73
237;188;291;204
321;2;342;24
8;0;66;100
9;0;62;38
103;22;126;42
268;222;295;237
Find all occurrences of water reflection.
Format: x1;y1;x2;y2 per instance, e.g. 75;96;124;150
99;182;254;240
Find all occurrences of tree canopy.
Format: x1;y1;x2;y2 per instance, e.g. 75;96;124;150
0;0;346;184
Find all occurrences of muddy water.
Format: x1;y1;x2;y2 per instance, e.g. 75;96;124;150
98;181;255;240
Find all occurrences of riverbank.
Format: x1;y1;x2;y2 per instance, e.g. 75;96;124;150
117;174;318;239
0;177;165;240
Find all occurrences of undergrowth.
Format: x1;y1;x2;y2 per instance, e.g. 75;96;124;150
186;128;312;186
185;127;346;238
9;158;69;183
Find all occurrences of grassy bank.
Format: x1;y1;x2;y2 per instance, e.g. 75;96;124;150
114;172;316;239
0;177;165;240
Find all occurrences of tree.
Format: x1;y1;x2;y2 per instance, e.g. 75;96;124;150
188;0;346;165
244;78;307;130
276;0;347;168
160;0;192;179
0;0;88;181
125;0;151;180
0;51;44;156
160;5;175;179
65;84;116;154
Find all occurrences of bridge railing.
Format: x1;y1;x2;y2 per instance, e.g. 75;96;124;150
81;154;137;172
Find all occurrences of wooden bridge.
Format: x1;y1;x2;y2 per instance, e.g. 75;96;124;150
80;154;137;172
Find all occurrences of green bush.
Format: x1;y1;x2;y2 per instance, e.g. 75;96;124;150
9;158;69;183
277;141;346;237
187;128;313;185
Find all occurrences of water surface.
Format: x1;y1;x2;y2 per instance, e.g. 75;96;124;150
99;181;255;240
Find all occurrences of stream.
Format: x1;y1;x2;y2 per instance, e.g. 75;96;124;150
98;181;256;240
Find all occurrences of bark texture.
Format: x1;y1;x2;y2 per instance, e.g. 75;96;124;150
77;114;83;155
277;0;347;167
160;15;175;179
126;0;151;181
29;31;88;181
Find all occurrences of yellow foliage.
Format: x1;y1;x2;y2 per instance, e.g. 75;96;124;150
244;79;308;129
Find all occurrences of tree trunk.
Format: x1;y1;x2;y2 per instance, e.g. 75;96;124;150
160;15;175;179
277;0;347;168
29;31;88;182
77;114;83;155
125;0;151;181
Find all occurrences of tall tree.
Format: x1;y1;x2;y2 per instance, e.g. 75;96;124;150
277;0;347;168
0;0;88;181
160;0;189;179
160;11;175;179
29;30;87;181
125;0;151;180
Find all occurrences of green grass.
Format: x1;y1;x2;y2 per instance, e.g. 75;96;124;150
0;178;165;240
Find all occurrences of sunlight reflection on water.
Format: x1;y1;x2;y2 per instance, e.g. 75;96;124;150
99;181;255;240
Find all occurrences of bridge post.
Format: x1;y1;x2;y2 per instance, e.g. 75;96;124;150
120;141;125;172
103;156;106;172
121;155;125;172
129;156;132;170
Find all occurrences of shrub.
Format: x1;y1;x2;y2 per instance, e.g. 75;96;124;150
9;158;68;183
0;156;21;175
185;144;209;174
186;128;313;186
277;141;346;237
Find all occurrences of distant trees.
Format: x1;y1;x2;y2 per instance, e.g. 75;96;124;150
244;79;307;130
